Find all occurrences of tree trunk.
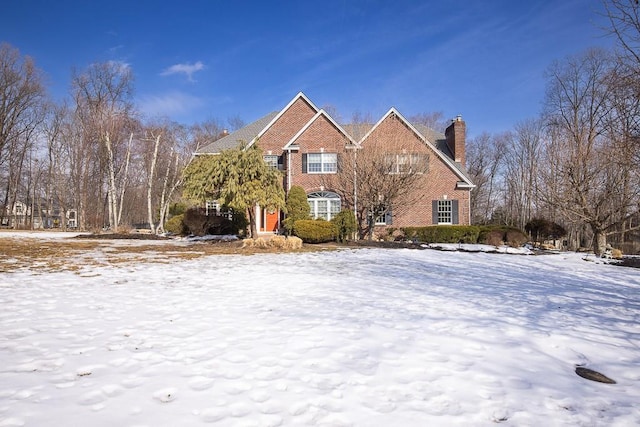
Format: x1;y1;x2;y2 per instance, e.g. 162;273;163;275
156;150;175;234
117;133;133;227
248;205;257;238
104;132;118;232
147;135;160;233
592;226;607;257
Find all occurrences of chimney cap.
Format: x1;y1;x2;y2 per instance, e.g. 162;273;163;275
455;115;462;122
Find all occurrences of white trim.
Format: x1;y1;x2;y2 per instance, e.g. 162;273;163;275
359;107;475;188
283;109;359;150
246;92;320;150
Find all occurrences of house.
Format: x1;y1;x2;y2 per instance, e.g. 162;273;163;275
196;92;474;234
1;201;78;229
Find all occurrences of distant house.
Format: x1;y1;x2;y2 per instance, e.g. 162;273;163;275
196;92;474;234
1;202;77;229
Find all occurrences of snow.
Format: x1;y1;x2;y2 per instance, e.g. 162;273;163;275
1;233;639;426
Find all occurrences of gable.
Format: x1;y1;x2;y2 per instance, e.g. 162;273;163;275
360;108;474;187
284;110;357;151
252;93;319;153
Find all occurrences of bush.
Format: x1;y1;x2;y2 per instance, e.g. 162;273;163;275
401;225;481;244
164;214;186;235
182;207;239;236
169;202;188;216
525;218;566;242
331;210;357;243
293;219;336;243
478;226;528;247
230;210;249;237
283;186;310;234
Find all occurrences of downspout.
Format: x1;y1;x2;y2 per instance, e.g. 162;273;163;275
287;149;292;192
468;186;472;225
353;148;357;219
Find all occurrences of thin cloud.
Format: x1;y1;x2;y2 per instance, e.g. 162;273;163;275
160;61;205;82
138;90;205;119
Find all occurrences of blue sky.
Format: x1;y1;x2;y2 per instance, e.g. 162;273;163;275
2;0;614;137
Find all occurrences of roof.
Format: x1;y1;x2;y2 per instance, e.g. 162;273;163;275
196;111;279;154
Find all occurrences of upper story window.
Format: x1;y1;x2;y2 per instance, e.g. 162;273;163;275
305;153;337;174
386;153;428;174
263;154;283;170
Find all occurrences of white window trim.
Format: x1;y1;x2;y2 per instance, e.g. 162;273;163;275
263;154;279;169
307;153;337;174
386;153;427;175
307;191;341;221
437;199;453;225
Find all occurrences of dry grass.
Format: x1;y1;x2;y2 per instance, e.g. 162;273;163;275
0;235;328;274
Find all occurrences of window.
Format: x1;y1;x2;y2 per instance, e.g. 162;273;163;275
432;199;459;225
437;200;452;224
386;153;428;174
307;191;341;220
372;204;392;225
263;155;282;170
205;200;220;216
305;153;337;174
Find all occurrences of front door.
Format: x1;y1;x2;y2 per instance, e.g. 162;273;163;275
261;209;279;233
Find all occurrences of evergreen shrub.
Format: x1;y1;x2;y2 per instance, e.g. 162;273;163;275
331;210;357;242
401;225;481;243
164;214;186;235
293;219;336;243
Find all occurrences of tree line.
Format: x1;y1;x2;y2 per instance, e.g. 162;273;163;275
0;47;243;233
467;0;640;255
1;0;639;255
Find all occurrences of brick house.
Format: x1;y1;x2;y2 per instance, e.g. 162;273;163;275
196;92;474;234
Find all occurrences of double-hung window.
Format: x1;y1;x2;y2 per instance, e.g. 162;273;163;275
386;153;427;174
306;153;337;174
263;155;279;169
432;199;458;225
437;200;453;224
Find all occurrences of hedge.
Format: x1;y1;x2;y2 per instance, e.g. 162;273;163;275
293;219;336;243
401;225;481;244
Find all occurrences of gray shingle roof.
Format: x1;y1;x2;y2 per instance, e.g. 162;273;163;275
196;111;279;154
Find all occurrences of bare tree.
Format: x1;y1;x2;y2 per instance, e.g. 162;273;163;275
327;114;429;239
602;0;640;70
71;61;137;232
0;43;46;226
409;111;447;133
503;119;545;229
466;132;508;224
540;48;638;255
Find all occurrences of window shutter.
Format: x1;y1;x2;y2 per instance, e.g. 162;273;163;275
336;153;342;172
385;207;393;225
452;200;459;224
432;200;438;224
302;154;307;174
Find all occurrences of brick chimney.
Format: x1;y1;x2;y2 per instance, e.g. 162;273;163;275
445;115;466;166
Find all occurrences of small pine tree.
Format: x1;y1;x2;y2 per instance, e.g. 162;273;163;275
332;209;357;242
283;185;310;234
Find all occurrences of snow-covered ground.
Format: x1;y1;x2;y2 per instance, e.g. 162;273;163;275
1;233;639;426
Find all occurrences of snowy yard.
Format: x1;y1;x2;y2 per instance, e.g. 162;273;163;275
0;232;639;426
